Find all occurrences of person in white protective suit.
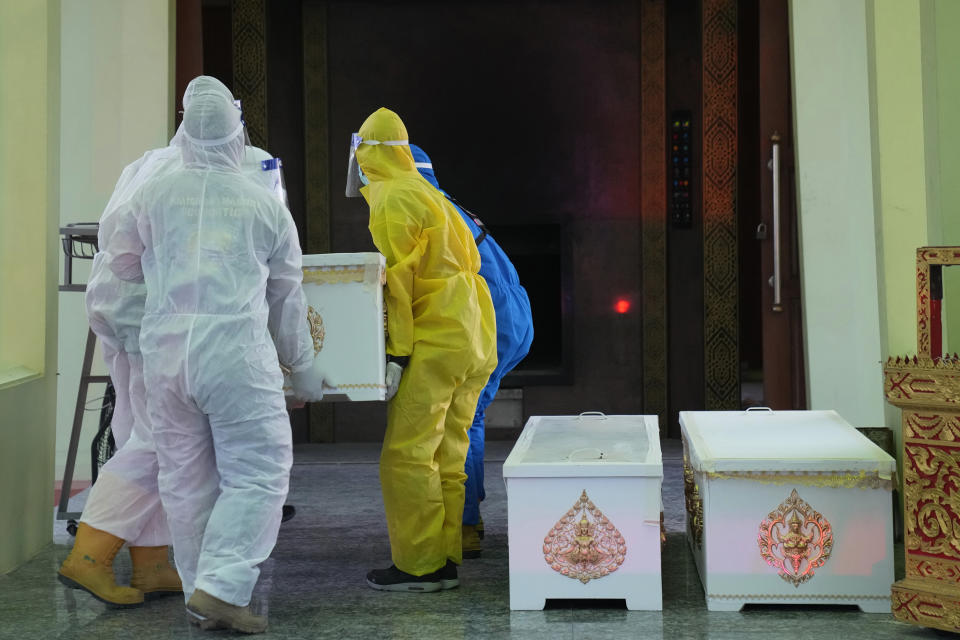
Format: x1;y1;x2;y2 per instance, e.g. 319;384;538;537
105;91;323;634
58;76;237;608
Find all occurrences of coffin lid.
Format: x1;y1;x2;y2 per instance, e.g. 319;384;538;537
502;414;663;478
679;409;895;476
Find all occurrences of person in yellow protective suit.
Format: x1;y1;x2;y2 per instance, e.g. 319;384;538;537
347;108;497;592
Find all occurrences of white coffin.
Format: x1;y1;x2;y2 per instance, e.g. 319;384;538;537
679;409;895;613
285;252;386;402
503;413;663;611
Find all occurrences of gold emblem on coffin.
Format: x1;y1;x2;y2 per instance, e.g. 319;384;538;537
543;490;627;584
758;489;834;587
683;459;704;548
307;306;325;354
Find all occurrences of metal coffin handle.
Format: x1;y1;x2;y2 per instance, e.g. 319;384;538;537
769;133;783;312
577;411;608;420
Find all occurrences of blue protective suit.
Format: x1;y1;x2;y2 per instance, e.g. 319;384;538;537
410;144;534;526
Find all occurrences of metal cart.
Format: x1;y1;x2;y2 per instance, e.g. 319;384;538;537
57;223;110;535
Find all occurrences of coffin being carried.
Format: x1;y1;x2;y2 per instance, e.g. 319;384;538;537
285;252;386;402
680;409;895;612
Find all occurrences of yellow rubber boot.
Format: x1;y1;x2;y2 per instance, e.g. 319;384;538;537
57;522;144;607
462;524;482;559
187;589;267;634
130;546;182;598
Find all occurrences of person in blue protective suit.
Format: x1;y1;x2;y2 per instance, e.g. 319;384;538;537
409;144;534;558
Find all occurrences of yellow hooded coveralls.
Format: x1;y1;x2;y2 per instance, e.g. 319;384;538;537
357;108;497;575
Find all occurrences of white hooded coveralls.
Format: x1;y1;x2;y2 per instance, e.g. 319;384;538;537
81;77;279;550
105;92;313;606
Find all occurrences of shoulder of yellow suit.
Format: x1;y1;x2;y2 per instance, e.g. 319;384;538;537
355;107;417;182
367;176;438;226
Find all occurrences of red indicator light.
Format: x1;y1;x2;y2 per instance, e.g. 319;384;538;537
615;299;631;314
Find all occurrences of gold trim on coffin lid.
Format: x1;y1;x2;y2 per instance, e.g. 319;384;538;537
302;265;367;285
704;469;894;491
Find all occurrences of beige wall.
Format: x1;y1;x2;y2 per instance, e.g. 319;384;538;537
931;0;960;350
789;0;887;429
0;0;61;573
868;0;933;360
56;0;173;483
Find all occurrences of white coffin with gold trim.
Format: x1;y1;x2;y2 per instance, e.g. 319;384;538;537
285;252;386;402
502;414;663;611
680;409;895;612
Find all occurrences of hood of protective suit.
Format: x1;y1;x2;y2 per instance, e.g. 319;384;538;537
180;92;245;171
408;144;440;190
355;108;421;196
182;75;234;110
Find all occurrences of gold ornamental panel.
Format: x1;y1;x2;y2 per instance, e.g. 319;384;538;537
903;442;960;562
905;411;960;443
885;357;960;408
908;556;960;584
542;490;627;584
893;580;960;632
758;489;833;588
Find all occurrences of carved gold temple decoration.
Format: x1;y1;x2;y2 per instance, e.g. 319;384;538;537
542;490;626;584
886;246;960;633
907;557;960;584
758;489;833;588
885;356;960;408
893;580;960;632
307;306;325;355
683;458;704;549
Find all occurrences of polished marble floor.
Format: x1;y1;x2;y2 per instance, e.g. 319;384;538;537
0;440;945;639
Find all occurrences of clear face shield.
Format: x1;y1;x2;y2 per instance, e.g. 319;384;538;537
260;157;288;207
344;132;409;197
234;99;253;146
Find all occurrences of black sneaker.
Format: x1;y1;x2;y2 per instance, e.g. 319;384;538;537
281;505;296;523
366;565;442;592
437;560;459;590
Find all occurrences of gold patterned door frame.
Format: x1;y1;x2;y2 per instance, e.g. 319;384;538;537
916;247;960;358
640;0;667;429
232;0;268;149
702;0;739;410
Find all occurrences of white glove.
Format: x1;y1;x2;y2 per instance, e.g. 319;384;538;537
385;361;404;401
290;360;331;403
